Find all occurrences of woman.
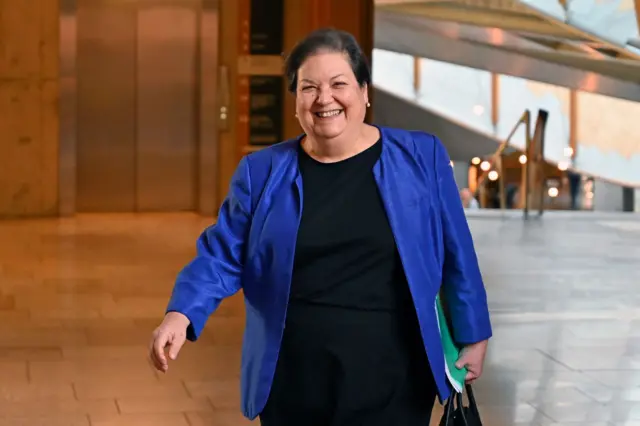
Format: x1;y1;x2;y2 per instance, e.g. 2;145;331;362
149;28;492;425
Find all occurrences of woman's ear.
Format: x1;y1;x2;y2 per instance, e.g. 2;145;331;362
361;83;369;105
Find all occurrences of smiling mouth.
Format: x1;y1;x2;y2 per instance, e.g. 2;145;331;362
314;109;343;118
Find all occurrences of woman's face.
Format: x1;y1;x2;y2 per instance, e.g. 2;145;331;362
295;51;368;141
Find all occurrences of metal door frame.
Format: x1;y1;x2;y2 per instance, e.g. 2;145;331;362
58;0;220;216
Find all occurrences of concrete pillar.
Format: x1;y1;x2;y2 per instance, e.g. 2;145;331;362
592;179;625;212
452;162;470;190
622;187;635;212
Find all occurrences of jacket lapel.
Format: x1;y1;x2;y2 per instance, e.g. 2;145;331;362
373;129;439;301
256;148;303;309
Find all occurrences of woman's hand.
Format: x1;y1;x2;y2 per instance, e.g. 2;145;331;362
455;339;488;384
149;312;191;372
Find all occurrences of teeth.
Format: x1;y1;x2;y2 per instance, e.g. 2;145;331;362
317;110;342;118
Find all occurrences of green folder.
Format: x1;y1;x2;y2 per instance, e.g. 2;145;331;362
435;293;467;393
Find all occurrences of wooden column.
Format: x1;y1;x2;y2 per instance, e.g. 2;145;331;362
0;1;60;217
216;0;241;206
491;73;499;129
413;57;421;92
569;89;577;159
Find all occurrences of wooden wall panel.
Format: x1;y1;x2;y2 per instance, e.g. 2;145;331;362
0;0;60;217
41;0;61;79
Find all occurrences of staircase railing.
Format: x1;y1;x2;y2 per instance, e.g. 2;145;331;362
476;108;548;218
476;110;531;212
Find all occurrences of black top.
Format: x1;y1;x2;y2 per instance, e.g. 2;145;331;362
289;139;413;312
264;139;433;425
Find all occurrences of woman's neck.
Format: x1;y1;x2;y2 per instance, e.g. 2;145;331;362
303;124;377;163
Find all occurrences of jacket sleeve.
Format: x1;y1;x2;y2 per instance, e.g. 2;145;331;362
433;136;492;345
166;156;252;341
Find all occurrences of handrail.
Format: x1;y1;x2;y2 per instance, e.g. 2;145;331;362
476;110;532;211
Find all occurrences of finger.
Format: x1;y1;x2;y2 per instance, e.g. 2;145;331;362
465;368;482;384
465;372;476;385
455;347;470;369
151;344;165;371
153;332;169;371
168;333;186;360
455;356;468;370
149;333;162;370
150;339;163;371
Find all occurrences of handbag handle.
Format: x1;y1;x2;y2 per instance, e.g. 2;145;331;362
443;392;455;424
456;391;469;425
441;390;469;426
442;385;481;426
465;384;482;420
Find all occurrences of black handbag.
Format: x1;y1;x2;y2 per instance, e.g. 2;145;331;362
439;384;483;426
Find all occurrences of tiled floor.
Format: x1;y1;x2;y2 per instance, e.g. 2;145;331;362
1;211;639;425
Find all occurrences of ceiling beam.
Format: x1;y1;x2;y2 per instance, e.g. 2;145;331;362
378;1;640;59
453;0;538;14
378;3;575;37
555;41;609;59
518;1;640;60
375;11;640;102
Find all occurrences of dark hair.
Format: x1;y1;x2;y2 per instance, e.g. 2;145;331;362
284;28;371;93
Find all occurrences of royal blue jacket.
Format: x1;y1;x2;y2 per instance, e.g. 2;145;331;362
166;125;492;420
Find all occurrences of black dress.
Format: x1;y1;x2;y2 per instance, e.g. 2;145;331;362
260;140;436;426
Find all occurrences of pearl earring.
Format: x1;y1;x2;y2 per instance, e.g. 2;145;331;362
366;102;371;107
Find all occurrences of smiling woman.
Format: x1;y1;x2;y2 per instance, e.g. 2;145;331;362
285;29;376;162
151;27;492;426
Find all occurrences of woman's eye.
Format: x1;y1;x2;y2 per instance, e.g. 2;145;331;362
333;82;346;87
301;86;315;92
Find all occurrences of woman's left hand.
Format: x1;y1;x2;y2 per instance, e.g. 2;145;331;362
455;339;489;384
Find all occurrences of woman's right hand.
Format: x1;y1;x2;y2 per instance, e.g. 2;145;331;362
149;311;191;373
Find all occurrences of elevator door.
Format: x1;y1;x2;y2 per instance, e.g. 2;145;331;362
136;7;197;211
76;3;199;212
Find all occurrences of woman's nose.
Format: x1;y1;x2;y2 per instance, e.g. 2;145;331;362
316;87;333;105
